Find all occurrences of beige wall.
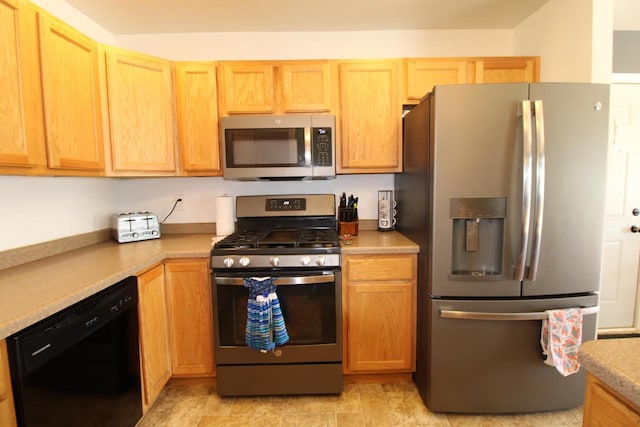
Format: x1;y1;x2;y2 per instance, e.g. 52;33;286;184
514;0;612;83
29;0;113;43
114;30;514;61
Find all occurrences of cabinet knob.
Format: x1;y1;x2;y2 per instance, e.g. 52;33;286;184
631;225;639;233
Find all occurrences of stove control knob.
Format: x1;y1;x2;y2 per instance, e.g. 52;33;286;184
300;256;311;266
270;256;280;267
223;257;235;268
315;256;326;266
239;256;251;267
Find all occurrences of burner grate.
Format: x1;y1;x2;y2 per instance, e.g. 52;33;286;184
297;229;340;248
215;228;340;251
215;230;270;249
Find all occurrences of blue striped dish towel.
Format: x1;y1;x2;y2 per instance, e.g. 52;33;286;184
244;277;289;351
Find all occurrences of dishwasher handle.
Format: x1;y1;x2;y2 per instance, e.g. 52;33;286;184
440;306;599;321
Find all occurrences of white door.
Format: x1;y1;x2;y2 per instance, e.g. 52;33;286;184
599;83;640;329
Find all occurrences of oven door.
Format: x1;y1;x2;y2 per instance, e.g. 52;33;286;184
212;270;342;364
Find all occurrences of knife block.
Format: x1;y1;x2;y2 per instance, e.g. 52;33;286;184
339;221;358;236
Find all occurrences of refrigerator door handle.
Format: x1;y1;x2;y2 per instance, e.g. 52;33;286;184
528;100;546;281
516;100;534;281
440;306;599;321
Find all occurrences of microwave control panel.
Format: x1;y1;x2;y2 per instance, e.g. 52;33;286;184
311;127;333;166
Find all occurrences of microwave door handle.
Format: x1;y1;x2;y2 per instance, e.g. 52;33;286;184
516;100;534;282
304;127;312;166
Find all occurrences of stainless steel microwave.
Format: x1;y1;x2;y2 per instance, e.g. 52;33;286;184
221;115;336;181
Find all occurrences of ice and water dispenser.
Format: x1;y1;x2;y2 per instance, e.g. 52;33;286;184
450;197;506;279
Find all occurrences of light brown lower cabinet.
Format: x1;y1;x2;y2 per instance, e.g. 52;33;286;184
0;340;17;427
342;253;417;373
137;264;172;413
164;258;214;377
582;372;640;426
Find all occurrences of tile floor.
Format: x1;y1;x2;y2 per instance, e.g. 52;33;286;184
137;377;583;427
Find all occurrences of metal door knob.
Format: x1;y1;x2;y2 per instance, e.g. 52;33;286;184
632;225;639;233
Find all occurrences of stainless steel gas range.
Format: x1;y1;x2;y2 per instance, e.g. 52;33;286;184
210;194;342;396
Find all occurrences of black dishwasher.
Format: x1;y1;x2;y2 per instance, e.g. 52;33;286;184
7;277;142;427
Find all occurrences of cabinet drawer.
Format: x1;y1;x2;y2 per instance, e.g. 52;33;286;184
346;255;415;282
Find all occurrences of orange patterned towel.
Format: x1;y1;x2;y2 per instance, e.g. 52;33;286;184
540;308;583;376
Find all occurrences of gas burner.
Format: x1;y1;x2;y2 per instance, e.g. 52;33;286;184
297;229;340;248
258;230;299;248
215;230;270;249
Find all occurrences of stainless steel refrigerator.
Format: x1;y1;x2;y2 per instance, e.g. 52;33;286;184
395;83;609;413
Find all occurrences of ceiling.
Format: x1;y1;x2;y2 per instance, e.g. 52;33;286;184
63;0;553;34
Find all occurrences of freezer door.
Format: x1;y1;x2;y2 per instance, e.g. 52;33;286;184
430;84;530;297
523;83;609;296
419;295;598;413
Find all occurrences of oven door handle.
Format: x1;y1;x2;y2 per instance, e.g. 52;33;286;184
215;274;335;286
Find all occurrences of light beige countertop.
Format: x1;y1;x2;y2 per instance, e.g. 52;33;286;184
340;230;419;254
0;234;213;340
0;230;418;340
578;338;640;408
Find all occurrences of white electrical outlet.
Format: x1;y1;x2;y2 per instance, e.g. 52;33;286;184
175;194;185;211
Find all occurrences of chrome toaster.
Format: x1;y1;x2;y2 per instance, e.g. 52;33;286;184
111;212;161;243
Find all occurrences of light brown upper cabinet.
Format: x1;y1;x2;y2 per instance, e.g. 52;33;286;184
103;47;177;175
474;57;539;83
405;58;472;102
220;62;274;114
337;60;402;174
281;61;331;112
38;11;104;173
405;56;540;104
219;60;332;115
175;62;222;176
0;0;45;174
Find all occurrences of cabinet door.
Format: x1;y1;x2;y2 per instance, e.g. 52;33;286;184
105;49;176;174
175;62;221;176
0;340;17;427
338;61;402;173
343;254;416;373
405;58;471;102
38;13;104;172
220;63;274;114
474;57;539;83
0;0;44;171
583;373;640;426
137;265;171;412
282;61;331;112
164;259;214;376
